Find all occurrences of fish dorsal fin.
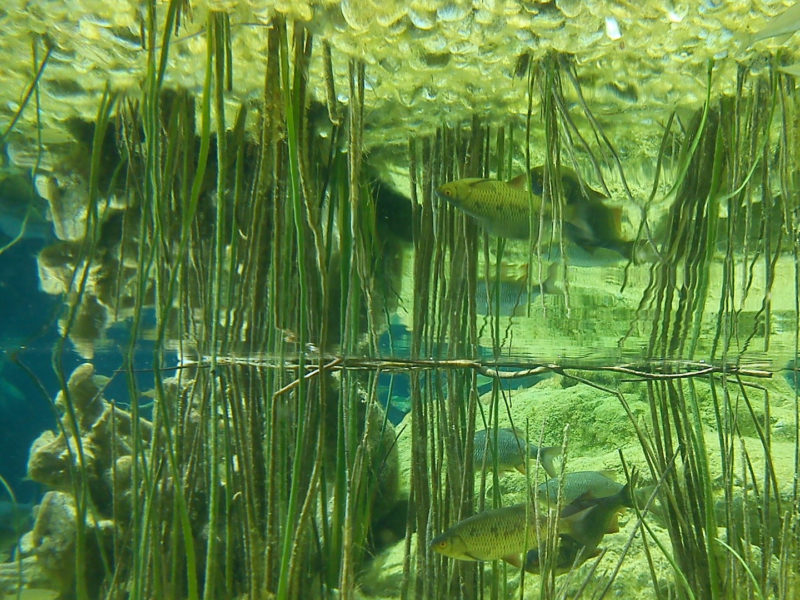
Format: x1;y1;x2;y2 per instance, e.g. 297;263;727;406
508;174;527;190
599;469;617;481
559;491;596;518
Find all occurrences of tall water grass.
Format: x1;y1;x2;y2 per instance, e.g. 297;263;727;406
2;7;797;600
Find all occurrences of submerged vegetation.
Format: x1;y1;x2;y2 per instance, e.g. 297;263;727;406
0;2;798;600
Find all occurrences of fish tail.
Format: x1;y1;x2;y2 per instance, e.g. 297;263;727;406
618;481;634;508
537;446;563;479
632;484;656;507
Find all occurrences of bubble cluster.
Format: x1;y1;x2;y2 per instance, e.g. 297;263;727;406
0;0;797;166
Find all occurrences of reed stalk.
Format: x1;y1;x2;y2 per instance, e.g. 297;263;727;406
11;8;798;600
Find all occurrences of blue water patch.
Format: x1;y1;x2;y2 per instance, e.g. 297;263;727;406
376;321;548;424
783;360;800;391
0;229;162;501
0;238;60;502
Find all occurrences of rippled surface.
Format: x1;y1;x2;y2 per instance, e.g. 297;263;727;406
1;0;798;170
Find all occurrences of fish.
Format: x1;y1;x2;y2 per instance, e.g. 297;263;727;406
473;428;561;478
557;481;633;549
430;503;544;562
529;165;634;259
436;175;539;239
524;481;633;572
528;165;606;206
0;502;34;559
437;168;634;259
430;482;632;569
536;470;626;507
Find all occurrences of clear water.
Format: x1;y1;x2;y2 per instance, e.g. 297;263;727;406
0;2;799;599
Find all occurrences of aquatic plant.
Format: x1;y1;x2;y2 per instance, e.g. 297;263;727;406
0;4;798;600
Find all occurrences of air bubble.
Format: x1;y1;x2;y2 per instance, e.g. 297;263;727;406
605;16;622;40
437;2;470;22
408;7;436;30
555;0;582;19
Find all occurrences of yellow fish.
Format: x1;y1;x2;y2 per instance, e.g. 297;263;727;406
438;168;634;260
436;174;538;239
431;482;631;570
430;503;546;563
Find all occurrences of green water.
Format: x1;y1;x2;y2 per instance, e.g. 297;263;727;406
0;2;798;599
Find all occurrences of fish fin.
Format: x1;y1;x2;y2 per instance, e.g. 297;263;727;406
558;504;604;547
502;553;523;569
560;492;595;518
564;212;595;245
581;546;602;561
605;512;619;534
565;199;628;254
523;548;541;573
619;482;634;508
508;174;527;189
515;463;527;475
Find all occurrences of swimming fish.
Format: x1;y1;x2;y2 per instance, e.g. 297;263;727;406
528;165;606;205
438;168;634;259
473;428;561;477
537;470;626;507
436;175;539;239
525;482;634;572
431;482;631;569
430;503;544;563
558;482;632;547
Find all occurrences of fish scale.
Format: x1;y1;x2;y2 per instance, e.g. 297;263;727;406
431;482;633;569
432;504;542;561
472;428;561;477
437;169;634;259
437;177;537;239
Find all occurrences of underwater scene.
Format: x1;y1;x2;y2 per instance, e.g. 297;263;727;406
1;0;800;599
